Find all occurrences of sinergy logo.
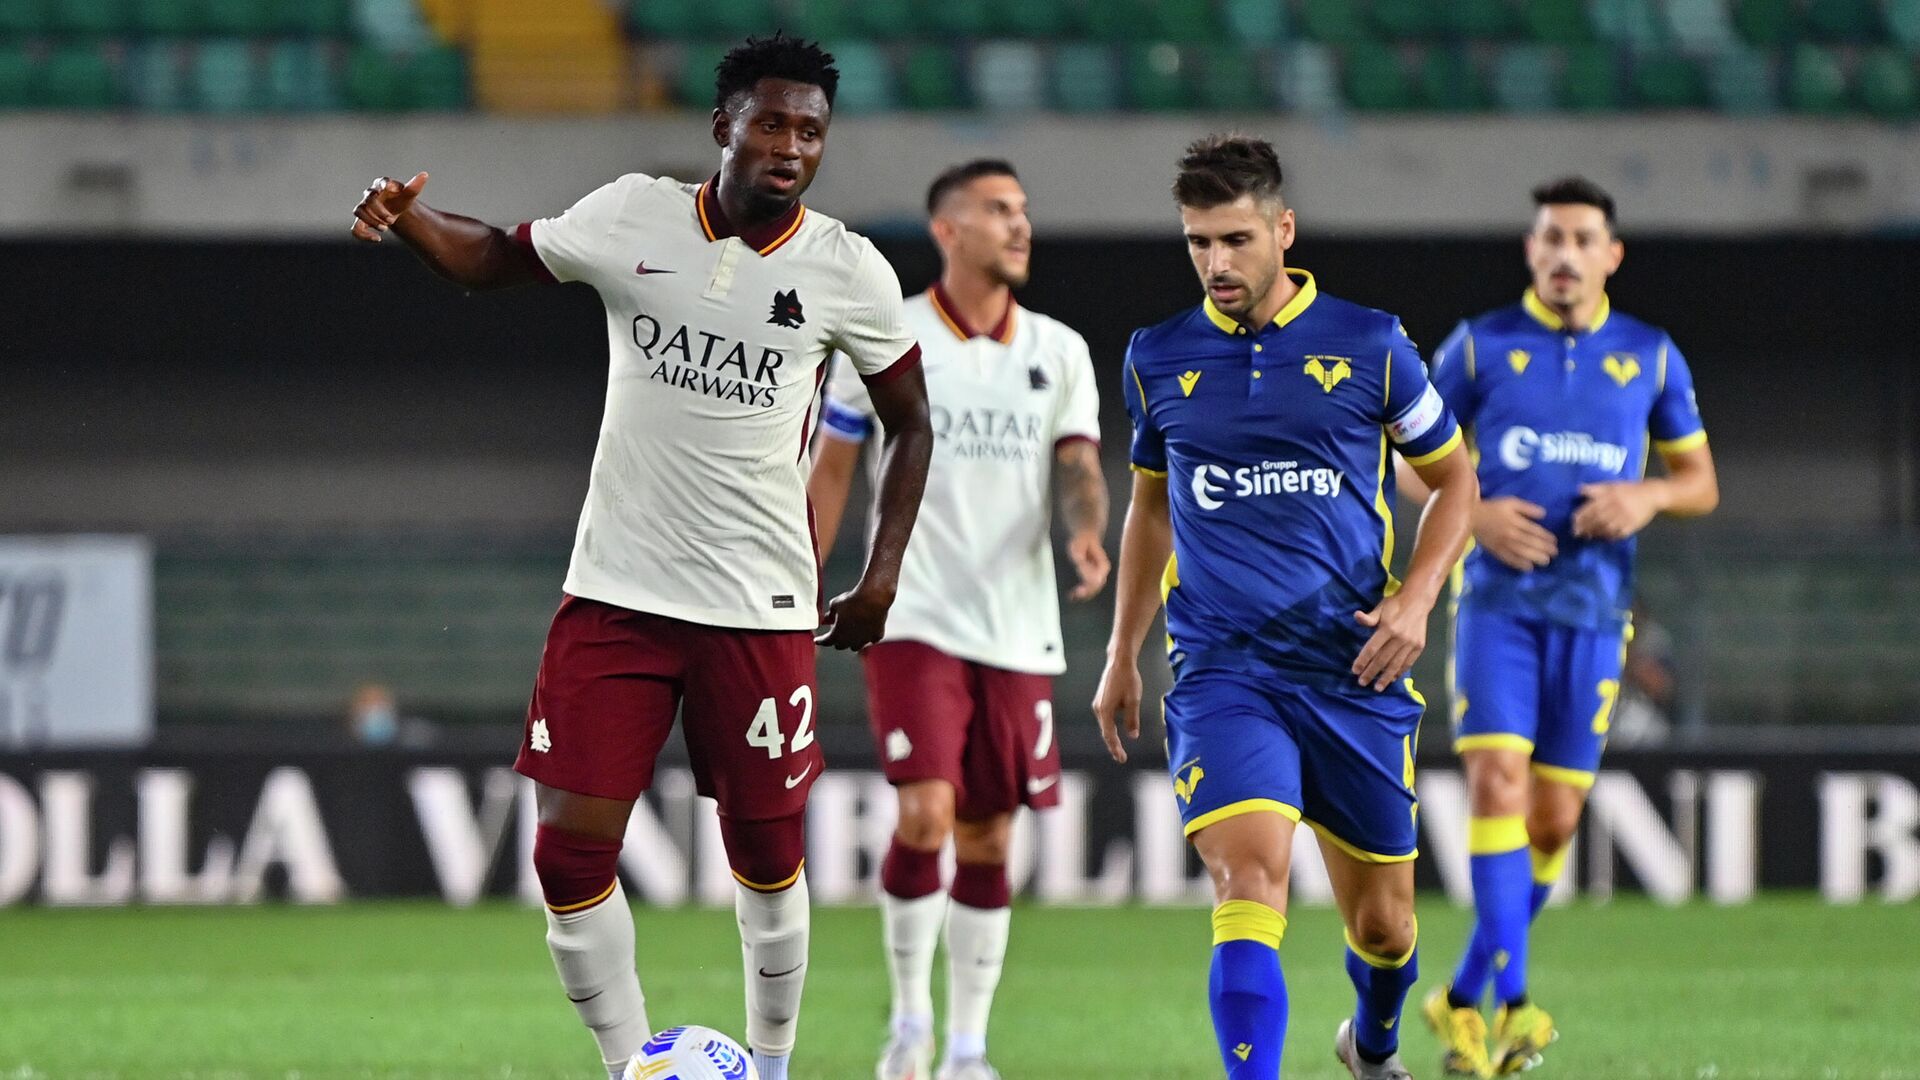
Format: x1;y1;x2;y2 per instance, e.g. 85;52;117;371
1498;426;1630;473
1192;461;1345;510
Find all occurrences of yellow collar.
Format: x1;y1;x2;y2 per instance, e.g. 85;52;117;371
1203;268;1318;336
1523;288;1610;334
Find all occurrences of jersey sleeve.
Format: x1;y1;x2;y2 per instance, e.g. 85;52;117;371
1052;330;1103;447
1428;320;1481;429
517;176;637;286
832;241;922;383
818;352;877;443
1650;336;1708;454
1122;332;1167;476
1383;319;1462;466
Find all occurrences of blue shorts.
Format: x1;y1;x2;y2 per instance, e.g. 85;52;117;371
1163;669;1426;863
1450;601;1631;788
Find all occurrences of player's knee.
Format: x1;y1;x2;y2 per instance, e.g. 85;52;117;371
1527;803;1580;855
1348;906;1416;961
952;815;1012;865
1466;754;1530;815
894;783;956;851
1208;854;1290;908
719;812;806;891
532;823;623;910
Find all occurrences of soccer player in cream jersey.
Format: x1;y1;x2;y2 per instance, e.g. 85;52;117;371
1095;135;1478;1080
1403;179;1718;1077
350;36;934;1080
808;160;1108;1080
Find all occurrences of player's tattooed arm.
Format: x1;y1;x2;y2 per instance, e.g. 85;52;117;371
350;173;543;290
1054;439;1111;601
816;362;933;651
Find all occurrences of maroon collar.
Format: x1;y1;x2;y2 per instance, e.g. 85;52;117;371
928;282;1017;344
696;176;807;255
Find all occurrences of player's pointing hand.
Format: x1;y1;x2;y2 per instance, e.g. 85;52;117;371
351;172;429;243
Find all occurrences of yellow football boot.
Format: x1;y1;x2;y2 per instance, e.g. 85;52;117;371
1420;985;1493;1078
1492;1001;1558;1075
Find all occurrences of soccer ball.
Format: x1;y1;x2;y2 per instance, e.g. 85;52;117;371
621;1026;758;1080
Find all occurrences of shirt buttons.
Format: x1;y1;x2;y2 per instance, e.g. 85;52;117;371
1252;371;1263;379
1253;344;1263;352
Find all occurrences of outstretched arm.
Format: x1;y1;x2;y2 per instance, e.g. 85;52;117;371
1055;438;1111;601
815;362;932;650
350;173;543;291
1091;471;1172;763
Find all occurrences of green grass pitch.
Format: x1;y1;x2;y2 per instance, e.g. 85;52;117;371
2;897;1915;1079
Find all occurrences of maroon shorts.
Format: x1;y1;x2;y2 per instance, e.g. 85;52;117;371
514;595;822;820
861;640;1060;819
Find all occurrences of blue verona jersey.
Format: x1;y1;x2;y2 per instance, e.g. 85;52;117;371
1124;269;1462;684
1431;290;1707;630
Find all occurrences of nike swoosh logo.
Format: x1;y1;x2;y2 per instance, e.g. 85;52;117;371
1026;775;1058;795
634;261;675;275
758;962;805;979
566;990;604;1004
784;765;814;789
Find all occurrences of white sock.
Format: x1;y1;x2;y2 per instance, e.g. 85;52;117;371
881;887;946;1036
544;880;650;1076
942;900;1010;1064
735;872;811;1061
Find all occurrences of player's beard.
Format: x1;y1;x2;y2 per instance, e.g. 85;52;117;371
989;256;1030;290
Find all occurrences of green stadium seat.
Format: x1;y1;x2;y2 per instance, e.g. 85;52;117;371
676;42;728;108
1857;48;1918;118
191;38;257;111
1889;0;1920;50
1371;0;1439;41
1299;0;1368;45
39;43;121;107
200;0;272;35
351;0;431;50
1343;41;1412;110
1079;0;1147;42
1220;0;1286;44
1522;0;1591;44
263;39;340;109
279;0;346;36
1418;45;1488;109
1805;0;1883;42
989;0;1068;37
0;0;52;34
1142;0;1221;44
404;44;465;110
921;0;991;38
1664;0;1738;52
970;40;1044;110
1123;42;1189;109
1732;0;1793;46
343;44;403;109
1193;44;1263;109
822;40;891;112
846;0;912;39
779;0;851;41
128;40;189;108
1446;0;1517;39
1270;41;1341;112
130;0;199;35
1632;52;1705;108
1050;41;1118;110
631;0;696;36
900;43;965;108
1706;47;1777;112
1785;43;1848;111
1491;43;1559;110
0;44;33;107
1563;43;1621;110
51;0;131;35
1590;0;1665;47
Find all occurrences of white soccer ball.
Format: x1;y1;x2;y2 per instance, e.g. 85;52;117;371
621;1026;758;1080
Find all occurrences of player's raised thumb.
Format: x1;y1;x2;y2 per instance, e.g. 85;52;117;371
404;171;429;195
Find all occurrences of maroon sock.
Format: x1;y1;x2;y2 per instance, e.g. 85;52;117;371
950;861;1010;909
880;836;943;900
532;824;622;910
718;811;807;891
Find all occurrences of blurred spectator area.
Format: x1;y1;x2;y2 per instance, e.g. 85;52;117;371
0;0;1917;117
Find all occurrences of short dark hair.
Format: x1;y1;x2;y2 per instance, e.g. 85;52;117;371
714;33;839;111
1172;134;1284;210
1532;176;1617;228
925;159;1020;216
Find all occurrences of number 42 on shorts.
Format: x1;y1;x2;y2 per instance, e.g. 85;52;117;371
745;685;816;758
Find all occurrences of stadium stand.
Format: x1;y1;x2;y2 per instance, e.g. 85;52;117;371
0;0;1915;115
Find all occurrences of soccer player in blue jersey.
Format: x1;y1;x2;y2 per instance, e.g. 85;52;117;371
1093;135;1479;1080
1404;178;1719;1077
